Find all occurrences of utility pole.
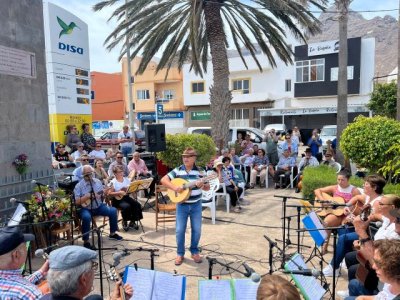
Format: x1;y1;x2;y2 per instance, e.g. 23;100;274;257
335;0;351;166
125;0;135;151
397;0;400;120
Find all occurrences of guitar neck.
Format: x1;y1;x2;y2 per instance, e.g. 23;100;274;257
183;175;213;189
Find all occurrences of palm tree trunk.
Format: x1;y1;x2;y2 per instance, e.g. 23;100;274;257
336;0;350;167
397;0;400;120
204;1;232;150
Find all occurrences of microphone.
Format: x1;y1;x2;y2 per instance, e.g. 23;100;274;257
31;180;47;187
242;263;261;283
10;198;30;206
35;244;59;259
283;269;321;278
112;249;130;267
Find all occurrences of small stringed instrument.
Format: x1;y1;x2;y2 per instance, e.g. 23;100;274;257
168;174;217;203
314;192;346;217
108;267;126;300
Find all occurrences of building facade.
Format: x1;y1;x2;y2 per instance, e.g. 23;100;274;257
91;71;125;136
121;57;185;134
183;49;294;129
259;37;375;130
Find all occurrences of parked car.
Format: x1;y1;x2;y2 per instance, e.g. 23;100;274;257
95;130;146;152
187;126;267;151
320;125;337;152
263;123;287;137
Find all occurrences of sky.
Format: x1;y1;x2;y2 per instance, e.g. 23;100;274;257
47;0;399;73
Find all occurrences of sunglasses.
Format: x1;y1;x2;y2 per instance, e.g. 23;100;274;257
378;201;392;206
96;145;101;147
116;156;124;159
81;159;89;162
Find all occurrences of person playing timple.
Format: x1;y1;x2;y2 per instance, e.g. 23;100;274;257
0;226;49;299
161;147;210;266
43;245;133;300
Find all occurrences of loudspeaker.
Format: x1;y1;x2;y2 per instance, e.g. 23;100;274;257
145;124;166;152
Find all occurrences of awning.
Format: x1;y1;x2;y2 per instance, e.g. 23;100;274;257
258;105;370;117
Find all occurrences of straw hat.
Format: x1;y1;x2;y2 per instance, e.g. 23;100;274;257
213;160;223;169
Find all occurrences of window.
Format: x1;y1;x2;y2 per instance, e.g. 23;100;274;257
163;90;175;100
137;90;150;100
330;66;354;81
295;59;324;83
191;81;205;93
232;79;250;94
285;79;291;92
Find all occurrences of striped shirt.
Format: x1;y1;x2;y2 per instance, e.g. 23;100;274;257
0;269;44;300
167;165;203;203
73;178;104;209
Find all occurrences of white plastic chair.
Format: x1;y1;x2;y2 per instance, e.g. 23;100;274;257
275;166;295;188
201;179;219;224
209;177;231;213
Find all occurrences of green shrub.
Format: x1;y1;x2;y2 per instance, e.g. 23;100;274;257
383;183;400;196
301;166;364;200
157;133;216;168
340;115;400;173
380;144;400;182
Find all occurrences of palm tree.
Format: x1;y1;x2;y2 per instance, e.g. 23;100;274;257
335;0;352;166
94;0;327;149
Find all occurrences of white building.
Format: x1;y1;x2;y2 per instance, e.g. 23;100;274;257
183;47;294;128
183;37;375;135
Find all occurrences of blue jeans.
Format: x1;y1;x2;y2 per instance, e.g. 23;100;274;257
121;146;133;158
330;231;358;269
346;279;377;298
176;201;202;257
79;203;118;241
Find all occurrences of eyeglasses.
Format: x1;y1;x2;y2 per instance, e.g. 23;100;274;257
378;201;392;206
91;261;98;271
116;156;124;159
96;145;101;147
81;159;89;162
285;138;290;140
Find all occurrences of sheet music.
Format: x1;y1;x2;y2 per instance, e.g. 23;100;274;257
302;211;327;246
284;253;326;300
198;279;232;300
123;267;185;300
233;279;259;300
8;204;27;226
124;267;154;300
152;271;185;300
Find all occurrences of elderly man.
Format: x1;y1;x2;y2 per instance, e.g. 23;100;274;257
0;226;49;299
108;151;129;177
72;154;91;181
127;152;155;197
273;149;297;189
43;245;133;300
74;165;122;249
118;125;133;159
161;147;210;266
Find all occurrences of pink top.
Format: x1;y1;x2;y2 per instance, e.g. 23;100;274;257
128;158;148;174
333;185;355;203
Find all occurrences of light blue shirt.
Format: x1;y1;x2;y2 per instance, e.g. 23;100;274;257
73;177;104;209
277;156;296;169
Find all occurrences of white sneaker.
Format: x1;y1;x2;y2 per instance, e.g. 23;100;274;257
322;264;340;277
337;290;349;299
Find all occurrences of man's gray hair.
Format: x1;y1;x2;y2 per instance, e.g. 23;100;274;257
47;260;92;296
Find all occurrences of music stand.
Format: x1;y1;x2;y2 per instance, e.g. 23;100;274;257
127;178;154;233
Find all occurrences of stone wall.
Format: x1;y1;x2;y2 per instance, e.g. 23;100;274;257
0;0;53;222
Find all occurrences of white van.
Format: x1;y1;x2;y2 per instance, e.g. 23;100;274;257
187;127;267;150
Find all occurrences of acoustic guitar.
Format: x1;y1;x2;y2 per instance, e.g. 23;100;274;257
355;204;376;286
168;174;217;203
314;192;346;217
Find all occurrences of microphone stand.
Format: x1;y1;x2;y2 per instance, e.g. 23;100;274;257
124;247;159;270
206;257;251;280
264;234;283;274
88;176;96;246
297;226;342;300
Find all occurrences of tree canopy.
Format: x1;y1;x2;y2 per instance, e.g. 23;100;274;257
367;81;397;119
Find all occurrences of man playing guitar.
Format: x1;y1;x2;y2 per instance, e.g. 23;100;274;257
74;165;122;250
161;147;210;266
